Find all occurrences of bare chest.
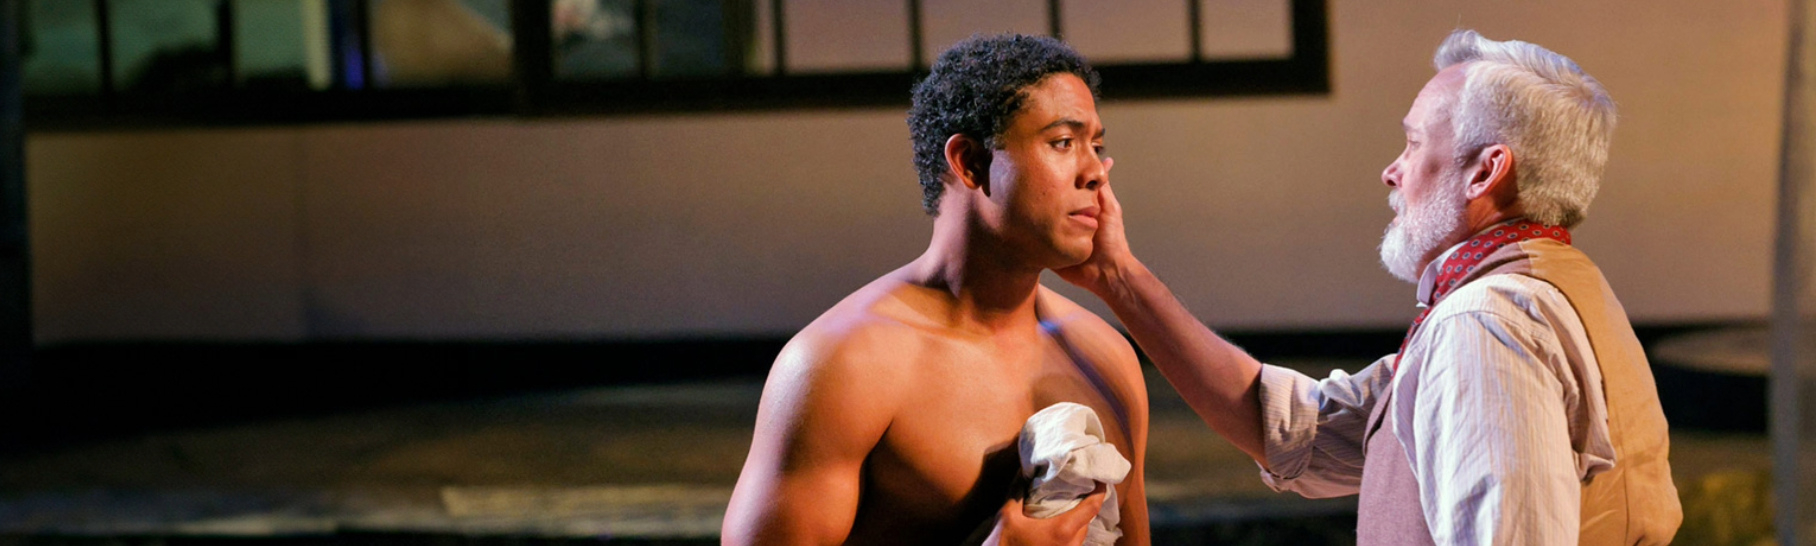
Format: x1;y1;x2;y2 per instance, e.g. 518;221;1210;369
849;338;1129;538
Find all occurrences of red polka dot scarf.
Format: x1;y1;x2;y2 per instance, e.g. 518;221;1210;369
1395;220;1572;372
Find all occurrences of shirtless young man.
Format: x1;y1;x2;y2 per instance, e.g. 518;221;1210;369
722;35;1150;545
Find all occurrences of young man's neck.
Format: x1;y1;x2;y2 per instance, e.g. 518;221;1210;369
906;214;1046;332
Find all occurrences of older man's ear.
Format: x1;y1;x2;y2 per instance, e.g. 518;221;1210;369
1464;144;1517;202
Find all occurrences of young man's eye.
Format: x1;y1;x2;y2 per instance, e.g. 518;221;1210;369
1053;138;1073;150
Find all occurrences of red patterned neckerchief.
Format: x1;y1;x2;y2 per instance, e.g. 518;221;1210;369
1394;219;1572;372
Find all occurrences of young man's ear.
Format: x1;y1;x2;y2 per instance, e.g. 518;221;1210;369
943;133;992;194
1465;143;1517;204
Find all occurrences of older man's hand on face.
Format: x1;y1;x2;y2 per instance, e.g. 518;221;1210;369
1056;158;1142;296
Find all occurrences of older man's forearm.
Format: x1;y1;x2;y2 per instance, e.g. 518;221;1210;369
1096;262;1267;463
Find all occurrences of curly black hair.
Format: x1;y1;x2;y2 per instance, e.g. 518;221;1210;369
907;34;1101;215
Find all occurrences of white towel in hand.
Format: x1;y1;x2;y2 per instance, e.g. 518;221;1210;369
1020;402;1130;546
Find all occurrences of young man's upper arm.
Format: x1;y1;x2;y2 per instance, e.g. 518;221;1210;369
722;333;902;546
1056;310;1151;546
1100;329;1151;546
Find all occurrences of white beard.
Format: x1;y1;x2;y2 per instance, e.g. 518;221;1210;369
1379;182;1468;283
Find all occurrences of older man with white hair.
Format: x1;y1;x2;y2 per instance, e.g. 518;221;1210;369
1057;29;1681;544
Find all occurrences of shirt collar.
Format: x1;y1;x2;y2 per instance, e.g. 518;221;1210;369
1415;242;1462;307
1415;221;1517;306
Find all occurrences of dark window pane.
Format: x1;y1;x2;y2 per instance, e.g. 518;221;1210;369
21;0;102;96
650;0;723;78
111;0;229;94
747;0;771;74
552;0;638;80
369;0;513;87
233;0;332;90
553;0;755;81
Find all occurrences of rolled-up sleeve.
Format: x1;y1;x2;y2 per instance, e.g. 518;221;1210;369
1256;355;1395;498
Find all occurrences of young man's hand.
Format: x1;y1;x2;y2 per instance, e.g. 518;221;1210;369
981;484;1108;546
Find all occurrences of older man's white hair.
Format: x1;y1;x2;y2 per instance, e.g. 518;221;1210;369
1434;29;1616;228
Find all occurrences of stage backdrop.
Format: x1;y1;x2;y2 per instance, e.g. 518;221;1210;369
25;0;1784;343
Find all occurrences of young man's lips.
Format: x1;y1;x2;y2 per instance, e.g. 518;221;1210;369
1070;206;1100;228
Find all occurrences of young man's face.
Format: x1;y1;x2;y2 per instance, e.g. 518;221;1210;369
981;73;1109;270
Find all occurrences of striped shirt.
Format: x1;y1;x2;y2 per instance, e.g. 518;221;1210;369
1254;241;1616;545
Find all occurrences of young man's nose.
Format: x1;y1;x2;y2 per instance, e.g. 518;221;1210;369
1080;155;1108;190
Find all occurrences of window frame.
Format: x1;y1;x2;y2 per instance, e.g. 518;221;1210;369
23;0;1329;130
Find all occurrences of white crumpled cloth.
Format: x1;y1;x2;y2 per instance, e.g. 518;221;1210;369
1019;402;1130;546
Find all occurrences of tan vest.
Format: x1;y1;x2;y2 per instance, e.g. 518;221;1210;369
1356;239;1682;544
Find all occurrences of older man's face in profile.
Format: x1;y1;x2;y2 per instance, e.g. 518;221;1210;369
1378;65;1472;283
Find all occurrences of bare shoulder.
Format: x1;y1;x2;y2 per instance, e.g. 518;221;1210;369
1037;286;1139;364
1036;286;1146;402
761;276;941;420
788;276;940;363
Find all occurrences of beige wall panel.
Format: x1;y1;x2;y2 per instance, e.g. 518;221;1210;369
28;129;307;343
297;114;926;338
782;0;910;72
1061;0;1191;63
1199;0;1293;60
